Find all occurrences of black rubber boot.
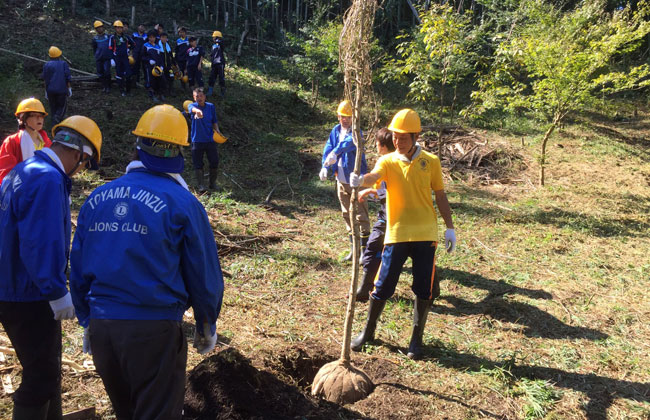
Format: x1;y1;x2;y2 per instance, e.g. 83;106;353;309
46;392;62;420
208;168;219;190
355;270;374;302
407;298;433;360
351;298;386;351
195;169;207;192
13;401;49;420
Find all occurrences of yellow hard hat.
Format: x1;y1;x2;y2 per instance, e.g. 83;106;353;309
128;56;135;65
132;105;189;147
93;20;104;28
182;100;193;112
337;100;352;117
49;46;62;58
212;30;223;38
152;66;163;77
213;131;227;144
52;116;103;163
181;75;189;83
15;98;47;116
388;109;421;133
113;20;123;27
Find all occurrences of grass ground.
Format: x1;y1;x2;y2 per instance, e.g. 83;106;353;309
0;5;648;420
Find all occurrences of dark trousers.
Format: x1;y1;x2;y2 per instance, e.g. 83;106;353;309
372;241;439;301
0;301;61;409
177;59;187;75
144;64;166;95
191;141;219;170
131;56;144;84
187;65;204;87
208;63;225;88
115;55;132;92
96;58;112;89
361;220;386;283
89;319;187;420
47;92;68;125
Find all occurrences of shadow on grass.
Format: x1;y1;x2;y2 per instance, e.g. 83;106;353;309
436;268;606;341
421;345;649;420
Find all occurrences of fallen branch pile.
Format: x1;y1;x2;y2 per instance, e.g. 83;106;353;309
214;231;286;256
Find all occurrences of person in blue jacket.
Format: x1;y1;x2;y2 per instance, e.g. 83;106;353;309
175;27;190;86
186;37;205;88
43;46;71;124
159;32;176;96
109;20;136;97
92;20;113;93
207;30;226;97
355;128;394;301
70;104;224;420
0;115;102;419
142;30;165;102
131;24;148;85
188;87;223;192
318;100;370;261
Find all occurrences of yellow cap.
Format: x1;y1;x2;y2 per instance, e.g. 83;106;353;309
113;20;123;27
15;98;47;116
337;100;352;117
182;100;193;112
93;20;104;28
49;46;62;58
213;131;227;144
132;105;189;147
212;30;223;38
388;109;421;133
53;116;103;163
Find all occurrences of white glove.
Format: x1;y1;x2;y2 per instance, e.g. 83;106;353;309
349;173;363;188
444;229;456;253
193;323;217;355
68;87;72;97
45;91;48;100
49;292;75;320
149;59;156;65
82;328;91;355
324;151;337;166
318;167;328;181
110;59;116;67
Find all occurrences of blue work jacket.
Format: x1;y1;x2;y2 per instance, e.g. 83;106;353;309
0;151;71;302
321;124;367;183
43;59;71;95
92;34;112;60
69;168;224;329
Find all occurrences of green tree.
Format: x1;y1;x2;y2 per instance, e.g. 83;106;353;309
472;0;650;185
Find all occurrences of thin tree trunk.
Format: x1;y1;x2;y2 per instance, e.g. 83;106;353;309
71;0;76;16
131;6;136;27
539;119;558;186
225;11;229;28
216;0;219;25
234;0;238;23
149;0;152;12
105;0;110;17
295;0;300;30
202;0;208;20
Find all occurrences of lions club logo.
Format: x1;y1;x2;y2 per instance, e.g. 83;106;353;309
418;158;429;171
113;201;129;219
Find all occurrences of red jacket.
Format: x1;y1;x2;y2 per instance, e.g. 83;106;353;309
0;130;52;183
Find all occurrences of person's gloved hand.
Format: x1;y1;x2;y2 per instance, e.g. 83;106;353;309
318;167;328;181
193;322;217;355
324;151;337;166
444;229;456;253
82;328;91;355
68;88;72;98
49;292;75;320
350;173;364;188
110;59;116;67
149;59;156;66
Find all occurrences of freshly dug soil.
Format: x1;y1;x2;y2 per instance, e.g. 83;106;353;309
183;348;368;419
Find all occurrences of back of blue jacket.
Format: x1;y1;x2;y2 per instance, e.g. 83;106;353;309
210;40;225;65
92;34;112;60
132;32;147;58
43;59;71;95
0;151;71;302
69;169;224;328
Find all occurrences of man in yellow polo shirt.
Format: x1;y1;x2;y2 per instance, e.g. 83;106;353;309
349;108;456;360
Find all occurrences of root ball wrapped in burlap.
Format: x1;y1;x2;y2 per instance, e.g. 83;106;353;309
311;360;373;405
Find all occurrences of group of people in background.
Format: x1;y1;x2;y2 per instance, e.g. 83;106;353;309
90;19;227;101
